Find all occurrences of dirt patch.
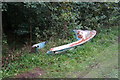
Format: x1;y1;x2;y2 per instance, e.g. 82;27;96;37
15;67;45;78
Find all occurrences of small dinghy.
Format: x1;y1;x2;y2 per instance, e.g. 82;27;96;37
47;30;96;54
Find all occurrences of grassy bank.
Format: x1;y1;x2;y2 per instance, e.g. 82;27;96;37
2;26;118;78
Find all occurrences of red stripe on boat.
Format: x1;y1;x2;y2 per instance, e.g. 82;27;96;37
50;48;54;50
70;32;93;47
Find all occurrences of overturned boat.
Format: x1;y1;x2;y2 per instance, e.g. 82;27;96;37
47;30;97;54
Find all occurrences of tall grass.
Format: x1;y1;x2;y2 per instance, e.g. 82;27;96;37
2;26;118;78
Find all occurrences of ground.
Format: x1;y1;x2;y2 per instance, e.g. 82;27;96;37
15;67;44;78
13;41;118;78
2;27;118;78
67;42;118;78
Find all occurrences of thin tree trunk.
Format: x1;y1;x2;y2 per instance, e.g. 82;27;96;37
30;25;32;52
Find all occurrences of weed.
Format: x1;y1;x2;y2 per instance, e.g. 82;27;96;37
2;26;118;78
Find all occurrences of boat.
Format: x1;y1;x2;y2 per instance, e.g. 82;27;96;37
47;30;97;54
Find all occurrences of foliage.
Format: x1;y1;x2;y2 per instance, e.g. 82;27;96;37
2;26;118;78
2;2;119;78
2;2;119;49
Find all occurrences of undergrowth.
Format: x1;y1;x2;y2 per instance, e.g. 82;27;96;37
2;26;118;78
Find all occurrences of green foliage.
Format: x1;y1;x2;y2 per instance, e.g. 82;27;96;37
2;2;119;49
2;2;119;78
2;26;118;78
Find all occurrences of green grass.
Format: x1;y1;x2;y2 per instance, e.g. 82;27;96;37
67;41;118;78
2;26;118;78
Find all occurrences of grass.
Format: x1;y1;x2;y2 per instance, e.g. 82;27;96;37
2;26;118;78
67;41;118;78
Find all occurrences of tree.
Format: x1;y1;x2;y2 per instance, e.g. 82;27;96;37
2;2;119;50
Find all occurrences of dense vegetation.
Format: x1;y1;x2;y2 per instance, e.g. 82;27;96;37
2;27;118;78
2;2;119;78
2;2;119;49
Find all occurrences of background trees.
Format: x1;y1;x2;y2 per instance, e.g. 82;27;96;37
2;2;119;50
2;2;119;78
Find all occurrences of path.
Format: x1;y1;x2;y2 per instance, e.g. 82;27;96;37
83;42;118;78
15;67;44;78
67;42;118;78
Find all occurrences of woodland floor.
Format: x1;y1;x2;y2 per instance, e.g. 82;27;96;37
13;41;118;78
